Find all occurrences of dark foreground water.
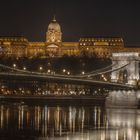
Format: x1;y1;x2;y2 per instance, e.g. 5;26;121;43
0;80;140;140
0;103;139;140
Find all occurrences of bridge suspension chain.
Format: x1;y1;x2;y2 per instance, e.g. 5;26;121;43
80;63;130;78
0;63;129;79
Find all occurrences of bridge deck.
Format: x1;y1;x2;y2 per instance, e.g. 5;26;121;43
0;72;136;89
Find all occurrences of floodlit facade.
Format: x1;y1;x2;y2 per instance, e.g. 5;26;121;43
0;17;140;58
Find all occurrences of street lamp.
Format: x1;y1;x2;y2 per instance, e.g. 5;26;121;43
48;69;51;73
13;64;16;68
67;71;70;75
63;69;66;73
39;66;43;71
23;67;26;70
82;71;85;75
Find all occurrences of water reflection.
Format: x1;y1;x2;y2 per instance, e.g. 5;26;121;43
106;109;140;140
0;104;139;140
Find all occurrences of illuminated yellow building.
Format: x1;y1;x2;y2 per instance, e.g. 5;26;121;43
0;17;140;58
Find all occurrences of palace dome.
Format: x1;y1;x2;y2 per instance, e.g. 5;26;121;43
48;17;61;31
46;16;62;42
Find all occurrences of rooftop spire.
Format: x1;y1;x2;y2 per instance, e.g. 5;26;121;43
53;15;56;22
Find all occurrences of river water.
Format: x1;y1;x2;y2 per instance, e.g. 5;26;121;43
0;81;140;140
0;101;139;140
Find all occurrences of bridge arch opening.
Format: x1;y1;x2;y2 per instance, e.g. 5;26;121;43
118;69;128;83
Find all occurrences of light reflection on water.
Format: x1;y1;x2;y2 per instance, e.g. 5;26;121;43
0;81;140;139
0;104;139;140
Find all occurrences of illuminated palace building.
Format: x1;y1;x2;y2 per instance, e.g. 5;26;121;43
0;17;140;58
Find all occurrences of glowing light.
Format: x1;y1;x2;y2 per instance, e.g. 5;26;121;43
82;71;85;75
13;64;16;68
94;42;109;46
47;69;51;73
39;66;43;70
47;44;58;48
112;52;139;57
23;67;26;70
63;69;66;73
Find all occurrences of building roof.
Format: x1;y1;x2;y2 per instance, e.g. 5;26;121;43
48;17;61;31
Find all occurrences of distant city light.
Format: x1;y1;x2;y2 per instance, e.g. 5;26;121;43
48;62;51;66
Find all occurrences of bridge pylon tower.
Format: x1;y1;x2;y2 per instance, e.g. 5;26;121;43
111;52;140;85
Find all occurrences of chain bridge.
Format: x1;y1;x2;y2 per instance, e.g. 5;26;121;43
0;52;139;89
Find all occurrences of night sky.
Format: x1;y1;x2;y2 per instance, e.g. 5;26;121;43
0;0;140;45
